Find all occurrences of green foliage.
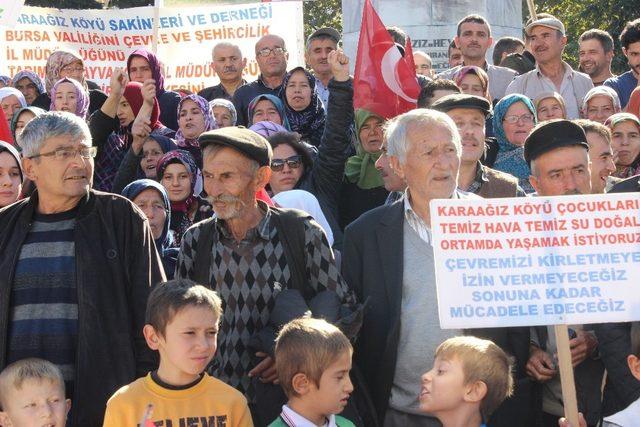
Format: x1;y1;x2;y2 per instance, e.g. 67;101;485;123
303;0;342;40
525;0;637;74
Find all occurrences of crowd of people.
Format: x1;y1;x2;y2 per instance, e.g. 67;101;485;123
0;8;639;427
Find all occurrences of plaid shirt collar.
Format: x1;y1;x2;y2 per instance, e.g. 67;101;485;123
214;200;272;242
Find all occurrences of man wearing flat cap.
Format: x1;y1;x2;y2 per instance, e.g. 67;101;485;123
306;27;341;107
174;126;357;424
506;15;593;119
431;94;525;198
524;120;604;426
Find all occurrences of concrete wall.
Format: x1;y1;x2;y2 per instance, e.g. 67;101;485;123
342;0;523;72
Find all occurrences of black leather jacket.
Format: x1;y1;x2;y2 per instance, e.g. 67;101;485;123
0;190;165;426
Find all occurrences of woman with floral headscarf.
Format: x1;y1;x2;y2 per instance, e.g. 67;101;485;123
0;76;10;88
12;70;45;106
453;66;497;137
156;149;212;246
32;49;107;114
209;98;237;127
175;94;216;168
454;66;490;101
280;66;326;147
339;108;388;228
127;49;182;131
50;78;89;119
492;94;537;193
534;92;567;122
92;71;174;192
247;94;291;130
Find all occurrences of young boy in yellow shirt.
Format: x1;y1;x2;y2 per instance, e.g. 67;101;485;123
269;317;356;427
0;358;71;427
102;279;253;426
419;336;513;427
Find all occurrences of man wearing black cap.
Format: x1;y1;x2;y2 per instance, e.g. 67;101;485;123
431;94;525;198
306;27;340;107
524;120;603;426
525;119;593;196
174;126;357;425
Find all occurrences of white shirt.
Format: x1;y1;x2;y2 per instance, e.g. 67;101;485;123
603;397;640;426
403;191;432;244
280;405;338;427
505;62;593;119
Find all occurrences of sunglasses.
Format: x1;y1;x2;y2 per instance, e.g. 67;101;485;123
271;155;302;172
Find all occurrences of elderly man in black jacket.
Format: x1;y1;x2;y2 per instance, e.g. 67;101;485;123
342;109;531;427
0;112;165;426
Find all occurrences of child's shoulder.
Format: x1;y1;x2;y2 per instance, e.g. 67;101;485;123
106;376;147;404
201;374;247;402
266;417;287;427
335;415;356;427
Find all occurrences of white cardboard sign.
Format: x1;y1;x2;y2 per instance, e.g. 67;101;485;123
430;193;640;329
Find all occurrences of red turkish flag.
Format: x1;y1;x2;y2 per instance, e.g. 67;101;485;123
0;108;13;145
353;0;420;119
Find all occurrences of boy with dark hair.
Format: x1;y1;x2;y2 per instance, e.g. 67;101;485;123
417;79;460;108
0;358;71;427
604;18;640;107
102;279;253;427
269;317;355;427
493;37;525;66
419;336;513;427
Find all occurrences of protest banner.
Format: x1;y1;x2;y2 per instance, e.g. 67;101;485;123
0;0;25;28
0;2;304;94
431;192;640;425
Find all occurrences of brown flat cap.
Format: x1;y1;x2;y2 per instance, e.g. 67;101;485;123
199;126;273;166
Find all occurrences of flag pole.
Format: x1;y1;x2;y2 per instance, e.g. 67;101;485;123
526;0;537;20
152;0;163;55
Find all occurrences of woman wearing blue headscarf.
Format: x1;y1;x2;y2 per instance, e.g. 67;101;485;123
121;179;178;278
247;93;291;130
492;94;537;193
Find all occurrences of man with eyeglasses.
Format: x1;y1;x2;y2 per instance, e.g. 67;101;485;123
233;34;289;126
0;112;165;426
506;15;593;119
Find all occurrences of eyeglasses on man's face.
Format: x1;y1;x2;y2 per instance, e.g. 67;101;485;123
29;146;97;161
257;47;287;58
